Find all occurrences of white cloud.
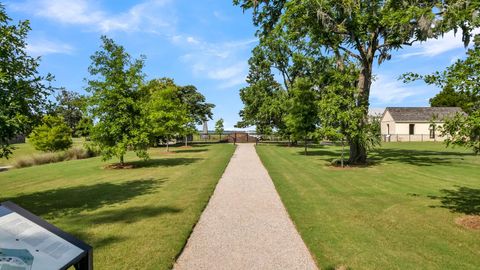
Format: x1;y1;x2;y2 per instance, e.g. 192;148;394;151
9;0;175;33
400;29;480;58
26;38;74;56
178;37;257;89
207;62;246;80
186;37;200;44
371;74;427;105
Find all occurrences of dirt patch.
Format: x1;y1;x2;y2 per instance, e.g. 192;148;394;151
455;215;480;230
104;163;136;170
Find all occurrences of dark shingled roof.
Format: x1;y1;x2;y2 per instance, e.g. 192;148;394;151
385;107;463;122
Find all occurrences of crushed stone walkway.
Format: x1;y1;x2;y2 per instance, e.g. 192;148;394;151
174;144;318;270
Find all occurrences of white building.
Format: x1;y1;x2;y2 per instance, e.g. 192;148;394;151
380;107;463;142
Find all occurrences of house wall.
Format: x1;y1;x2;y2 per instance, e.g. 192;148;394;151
382;122;448;142
380;111;396;135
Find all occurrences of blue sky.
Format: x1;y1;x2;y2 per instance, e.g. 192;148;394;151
4;0;476;129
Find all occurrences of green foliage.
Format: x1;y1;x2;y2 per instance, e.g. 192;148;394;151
284;78;318;153
429;87;471;110
237;46;289;134
215;118;225;136
0;5;54;158
403;41;480;154
235;0;479;163
317;61;362;142
29;115;73;152
442;110;480;155
404;43;480;113
317;59;380;162
75;117;93;138
177;85;215;125
86;36;149;164
55;89;87;135
142;79;191;150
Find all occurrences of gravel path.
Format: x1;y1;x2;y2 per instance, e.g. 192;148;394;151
174;144;318;270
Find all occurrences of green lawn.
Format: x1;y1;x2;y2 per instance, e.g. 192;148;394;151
0;138;85;166
256;142;480;270
0;143;235;269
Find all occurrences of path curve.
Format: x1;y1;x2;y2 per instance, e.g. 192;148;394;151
174;144;318;270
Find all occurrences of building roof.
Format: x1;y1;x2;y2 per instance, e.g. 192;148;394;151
384;107;463;122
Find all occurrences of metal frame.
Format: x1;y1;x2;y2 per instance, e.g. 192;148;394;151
0;201;93;270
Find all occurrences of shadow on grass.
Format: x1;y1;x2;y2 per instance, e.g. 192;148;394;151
3;179;162;218
66;205;182;249
174;149;208;154
429;186;480;215
370;148;473;167
290;145;471;167
88;205;181;224
70;233;128;249
127;158;202;168
298;149;342;157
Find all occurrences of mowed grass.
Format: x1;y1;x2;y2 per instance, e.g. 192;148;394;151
0;143;235;269
256;142;480;270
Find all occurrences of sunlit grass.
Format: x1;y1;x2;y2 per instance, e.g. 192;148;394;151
257;142;480;270
0;143;235;270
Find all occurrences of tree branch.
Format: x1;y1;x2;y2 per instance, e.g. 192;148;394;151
338;46;361;60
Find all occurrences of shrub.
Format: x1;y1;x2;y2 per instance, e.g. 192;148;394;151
14;145;100;168
84;143;101;157
29;115;73;152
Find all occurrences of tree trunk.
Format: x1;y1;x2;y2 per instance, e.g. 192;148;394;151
348;58;373;164
185;135;188;147
341;139;345;168
349;139;367;164
166;140;169;152
120;155;124;166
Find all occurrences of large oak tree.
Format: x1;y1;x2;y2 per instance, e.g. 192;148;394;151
235;0;479;163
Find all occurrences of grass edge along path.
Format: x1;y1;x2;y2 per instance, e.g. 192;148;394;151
256;142;480;270
0;143;235;270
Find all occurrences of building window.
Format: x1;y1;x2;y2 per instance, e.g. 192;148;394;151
387;124;390;135
409;124;415;135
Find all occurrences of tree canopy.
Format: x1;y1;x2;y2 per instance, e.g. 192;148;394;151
404;38;480;154
215;118;225;139
142;78;191;151
234;0;479;163
405;38;480;113
237;46;289;135
284;78;318;155
86;36;149;164
0;4;54;158
55;89;88;136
